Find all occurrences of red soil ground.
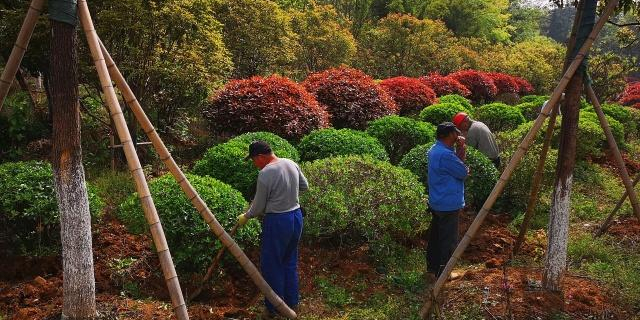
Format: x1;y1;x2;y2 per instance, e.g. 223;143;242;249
0;213;634;319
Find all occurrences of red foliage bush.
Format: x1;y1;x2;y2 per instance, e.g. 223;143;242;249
419;73;471;97
379;77;437;116
485;72;519;96
302;67;398;129
203;75;330;140
512;76;534;95
447;70;498;103
620;81;640;109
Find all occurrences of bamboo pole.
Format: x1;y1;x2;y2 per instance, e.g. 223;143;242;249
97;41;297;319
595;172;640;237
77;2;189;320
513;103;560;255
189;223;240;302
586;83;640;220
0;0;45;110
419;1;619;317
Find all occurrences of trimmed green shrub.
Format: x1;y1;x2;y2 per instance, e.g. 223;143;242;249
520;95;549;105
0;161;103;256
580;112;625;151
297;128;388;162
193;132;299;199
626;107;640;138
419;103;470;126
583;103;635;139
473;103;526;132
438;94;473;111
398;143;499;208
366;116;435;164
118;174;256;273
516;101;543;121
300;155;428;241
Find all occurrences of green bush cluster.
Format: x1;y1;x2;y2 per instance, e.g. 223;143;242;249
520;95;549;105
0;161;103;256
419;103;470;126
516;101;543;121
297;128;388;162
473;102;526;132
117;174;256;273
365;116;435;164
437;94;473;111
583;103;635;139
398;143;499;208
300;156;428;242
193;132;299;199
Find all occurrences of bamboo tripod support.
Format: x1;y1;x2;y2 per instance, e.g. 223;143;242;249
513;103;560;255
585;84;640;221
97;41;297;318
595;172;640;237
419;1;619;317
77;1;189;319
0;0;45;111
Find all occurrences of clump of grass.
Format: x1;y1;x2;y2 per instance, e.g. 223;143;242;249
90;170;135;208
314;276;353;308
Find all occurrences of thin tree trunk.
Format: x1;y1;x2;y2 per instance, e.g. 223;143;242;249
50;19;97;319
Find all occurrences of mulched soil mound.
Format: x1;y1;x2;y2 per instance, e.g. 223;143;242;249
605;217;640;247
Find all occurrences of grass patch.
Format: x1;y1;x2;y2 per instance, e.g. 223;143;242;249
314;276;353;308
568;233;640;306
90;170;135;208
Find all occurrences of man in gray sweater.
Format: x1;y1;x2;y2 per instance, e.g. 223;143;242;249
237;141;308;319
453;112;501;168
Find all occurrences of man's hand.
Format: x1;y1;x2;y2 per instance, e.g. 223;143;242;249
237;213;249;227
456;136;466;146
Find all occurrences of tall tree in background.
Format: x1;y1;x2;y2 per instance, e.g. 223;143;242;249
543;0;595;292
49;0;97;318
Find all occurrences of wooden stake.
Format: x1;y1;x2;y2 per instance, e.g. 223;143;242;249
77;2;189;319
595;172;640;237
188;223;240;302
0;0;45;110
418;0;620;317
513;103;560;255
97;41;297;319
585;83;640;220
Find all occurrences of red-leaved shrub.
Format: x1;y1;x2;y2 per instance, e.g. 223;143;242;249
419;73;471;97
447;70;498;103
513;76;534;95
380;77;437;116
303;67;398;129
203;75;330;140
620;81;640;109
485;72;519;96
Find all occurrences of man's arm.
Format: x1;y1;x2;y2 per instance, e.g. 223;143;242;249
297;164;309;192
442;152;468;180
245;178;268;218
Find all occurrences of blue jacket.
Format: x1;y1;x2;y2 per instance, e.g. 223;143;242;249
427;140;468;211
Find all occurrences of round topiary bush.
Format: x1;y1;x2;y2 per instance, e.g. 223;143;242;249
473;102;526;132
516;101;543;121
117;174;256;273
520;95;549;105
202;75;330;140
379;76;437;116
579;112;625;155
583;103;635;139
398;143;499;208
0;161;104;256
297;128;388;162
300;155;428;241
366;116;435;164
437;94;474;111
419;103;470;126
302;67;398;129
447;70;498;103
419;73;471;97
193;132;300;199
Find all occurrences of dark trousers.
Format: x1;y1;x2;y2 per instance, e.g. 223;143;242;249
426;210;460;276
261;208;303;313
492;156;501;169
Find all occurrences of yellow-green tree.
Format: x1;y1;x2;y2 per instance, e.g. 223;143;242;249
289;3;357;79
216;0;298;78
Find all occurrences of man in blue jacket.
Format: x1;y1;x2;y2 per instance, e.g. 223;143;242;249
426;122;469;278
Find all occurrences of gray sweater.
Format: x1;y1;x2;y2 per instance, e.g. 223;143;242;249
245;158;308;218
466;121;500;160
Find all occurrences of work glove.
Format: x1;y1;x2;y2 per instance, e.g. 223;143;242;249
237;213;249;227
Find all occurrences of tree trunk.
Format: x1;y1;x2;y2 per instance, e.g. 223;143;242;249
543;0;596;292
50;19;97;319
